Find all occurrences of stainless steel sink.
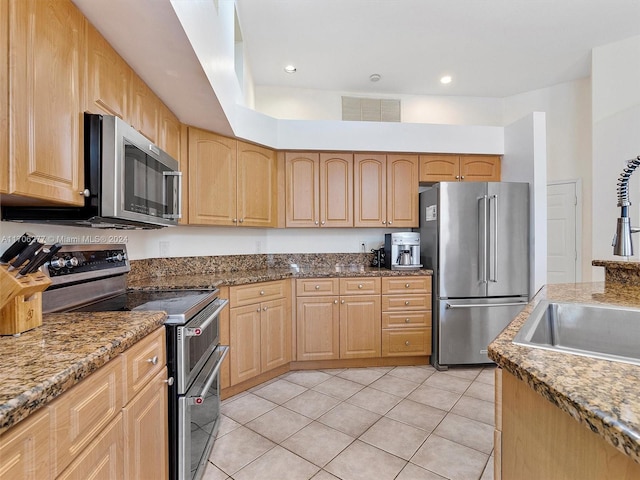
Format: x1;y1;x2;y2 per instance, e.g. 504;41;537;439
513;301;640;366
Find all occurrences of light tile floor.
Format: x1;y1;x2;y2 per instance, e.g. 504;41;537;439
204;365;495;480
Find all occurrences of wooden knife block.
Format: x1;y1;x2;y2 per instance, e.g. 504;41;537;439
0;265;51;335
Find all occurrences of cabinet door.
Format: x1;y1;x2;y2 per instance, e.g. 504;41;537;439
10;0;84;205
320;153;353;227
285;152;319;227
339;295;381;359
122;368;168;480
86;23;129;119
237;141;278;227
354;154;386;227
460;155;501;181
296;297;340;361
261;298;291;372
0;408;50;480
158;102;181;161
418;155;460;182
0;0;8;194
229;304;262;385
188;127;237;225
129;73;159;143
387;154;418;227
56;414;123;480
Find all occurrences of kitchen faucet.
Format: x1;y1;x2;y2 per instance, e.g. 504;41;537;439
612;155;640;256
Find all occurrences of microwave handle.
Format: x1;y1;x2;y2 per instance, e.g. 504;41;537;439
162;171;182;219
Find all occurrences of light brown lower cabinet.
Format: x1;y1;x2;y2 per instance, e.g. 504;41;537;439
296;296;340;361
0;328;168;480
498;369;640;480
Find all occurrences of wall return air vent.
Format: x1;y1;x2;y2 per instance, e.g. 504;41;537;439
341;96;401;122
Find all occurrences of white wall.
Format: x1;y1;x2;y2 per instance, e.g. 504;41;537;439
591;35;640;280
503;113;548;297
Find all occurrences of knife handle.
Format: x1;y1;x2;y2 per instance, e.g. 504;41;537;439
0;232;35;264
9;240;45;270
19;243;62;276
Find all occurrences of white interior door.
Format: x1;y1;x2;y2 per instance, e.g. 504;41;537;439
547;182;579;283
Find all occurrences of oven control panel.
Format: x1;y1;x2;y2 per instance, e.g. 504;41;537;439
45;244;129;279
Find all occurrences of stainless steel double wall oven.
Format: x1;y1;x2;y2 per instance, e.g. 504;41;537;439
42;244;228;480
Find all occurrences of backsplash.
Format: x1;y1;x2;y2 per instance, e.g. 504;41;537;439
129;252;374;282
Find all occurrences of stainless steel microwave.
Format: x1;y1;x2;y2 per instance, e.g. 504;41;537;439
1;113;182;229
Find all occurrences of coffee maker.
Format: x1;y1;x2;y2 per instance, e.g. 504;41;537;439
384;232;422;270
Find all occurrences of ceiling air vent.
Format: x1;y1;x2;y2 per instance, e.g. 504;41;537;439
342;96;401;122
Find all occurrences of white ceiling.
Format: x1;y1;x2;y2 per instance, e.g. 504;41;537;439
73;0;640;131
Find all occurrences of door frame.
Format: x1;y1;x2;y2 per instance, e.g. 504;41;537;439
547;179;582;282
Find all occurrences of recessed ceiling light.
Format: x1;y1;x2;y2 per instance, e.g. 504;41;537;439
284;65;297;74
440;75;452;85
369;73;381;82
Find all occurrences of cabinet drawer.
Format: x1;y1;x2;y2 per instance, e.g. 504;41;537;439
122;327;166;405
339;277;381;295
296;278;339;296
382;328;431;356
230;280;287;307
382;311;431;328
382;276;431;294
50;356;123;477
382;294;430;311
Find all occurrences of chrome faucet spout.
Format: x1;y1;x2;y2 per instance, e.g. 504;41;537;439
613;155;640;256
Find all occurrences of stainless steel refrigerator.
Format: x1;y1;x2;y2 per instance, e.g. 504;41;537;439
419;182;529;369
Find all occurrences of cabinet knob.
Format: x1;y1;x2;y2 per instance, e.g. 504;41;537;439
147;355;159;365
79;189;90;197
405;300;410;305
263;306;268;311
321;221;325;225
405;318;411;323
233;218;238;223
315;285;320;290
382;220;386;224
405;340;410;346
341;300;345;304
239;218;244;223
257;308;261;312
315;221;319;225
405;283;410;288
461;176;465;179
388;221;392;225
455;175;460;179
163;377;174;386
358;284;363;289
260;290;265;295
334;299;338;304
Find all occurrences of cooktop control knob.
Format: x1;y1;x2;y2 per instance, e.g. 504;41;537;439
50;257;65;269
65;257;79;268
107;251;125;262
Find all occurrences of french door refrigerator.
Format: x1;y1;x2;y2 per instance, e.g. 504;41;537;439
419;182;529;369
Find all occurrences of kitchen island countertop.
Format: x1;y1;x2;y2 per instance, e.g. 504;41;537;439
488;281;640;464
0;311;166;435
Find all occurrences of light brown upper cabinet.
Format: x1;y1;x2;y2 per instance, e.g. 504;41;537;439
188;128;277;227
158;103;181;162
0;0;8;194
285;152;353;227
86;22;130;120
419;154;501;182
130;73;159;144
8;0;85;205
354;154;418;227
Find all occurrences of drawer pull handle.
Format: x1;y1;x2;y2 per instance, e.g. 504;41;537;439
405;341;410;346
405;300;410;305
260;290;265;295
405;283;410;288
405;318;410;323
315;285;320;290
358;284;363;289
147;356;159;365
163;377;174;386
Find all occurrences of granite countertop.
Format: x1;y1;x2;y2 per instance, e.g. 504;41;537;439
127;265;433;290
0;311;166;435
488;282;640;464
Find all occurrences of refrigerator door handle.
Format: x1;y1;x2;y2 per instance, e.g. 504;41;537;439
479;195;488;284
489;194;498;282
445;301;528;309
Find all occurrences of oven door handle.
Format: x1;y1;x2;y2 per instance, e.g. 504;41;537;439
187;346;228;405
185;299;229;336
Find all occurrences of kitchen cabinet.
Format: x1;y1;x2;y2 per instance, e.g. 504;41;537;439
354;154;418;227
0;408;50;480
189;128;278;227
130;72;159;144
419;154;501;182
158;102;182;162
296;278;381;361
9;0;85;205
0;328;168;480
85;22;130;120
285;152;353;227
229;280;291;386
0;0;8;195
381;276;432;357
498;369;640;480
